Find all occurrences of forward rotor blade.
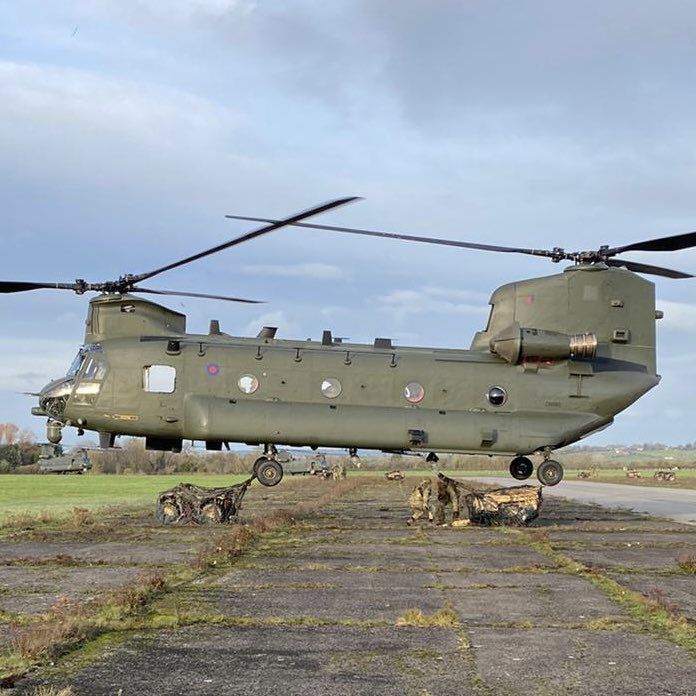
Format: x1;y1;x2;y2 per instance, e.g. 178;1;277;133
132;197;360;285
606;258;694;279
0;281;80;294
607;230;696;255
224;214;563;259
131;287;264;303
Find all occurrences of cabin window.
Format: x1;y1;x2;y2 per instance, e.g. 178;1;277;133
486;386;507;406
321;378;342;399
238;374;260;394
404;382;425;404
143;365;176;393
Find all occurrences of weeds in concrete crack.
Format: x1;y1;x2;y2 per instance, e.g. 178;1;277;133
3;569;170;683
2;478;370;686
676;551;696;574
453;631;495;696
516;536;696;656
396;608;460;627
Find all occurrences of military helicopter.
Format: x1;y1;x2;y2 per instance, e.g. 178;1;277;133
3;198;694;487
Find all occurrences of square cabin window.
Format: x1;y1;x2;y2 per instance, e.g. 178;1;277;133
143;365;176;393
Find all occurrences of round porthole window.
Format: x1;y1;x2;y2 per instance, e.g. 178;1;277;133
321;377;342;399
404;382;425;404
238;374;259;394
486;386;507;406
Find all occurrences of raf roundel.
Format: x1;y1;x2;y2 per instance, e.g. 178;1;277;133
206;363;221;377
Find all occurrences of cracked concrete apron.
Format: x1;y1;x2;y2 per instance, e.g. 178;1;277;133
10;478;696;696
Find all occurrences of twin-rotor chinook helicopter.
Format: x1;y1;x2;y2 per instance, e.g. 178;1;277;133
4;198;695;487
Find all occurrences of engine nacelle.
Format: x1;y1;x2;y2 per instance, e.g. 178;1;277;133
490;322;597;364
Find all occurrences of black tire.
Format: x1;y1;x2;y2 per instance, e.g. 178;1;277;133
537;459;564;486
252;456;268;478
509;456;533;480
256;460;284;487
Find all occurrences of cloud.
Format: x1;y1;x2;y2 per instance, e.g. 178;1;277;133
74;0;258;22
657;350;696;369
132;0;257;19
0;338;76;392
0;60;238;139
239;263;345;280
656;300;696;332
1;2;696;446
64;1;696;141
0;59;299;234
244;310;299;337
355;1;696;135
377;286;489;322
14;372;48;383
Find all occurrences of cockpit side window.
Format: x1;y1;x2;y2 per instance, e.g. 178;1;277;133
484;304;495;332
67;350;85;377
67;345;104;378
82;356;107;381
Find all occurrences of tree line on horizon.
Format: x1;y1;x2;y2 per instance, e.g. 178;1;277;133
0;422;41;472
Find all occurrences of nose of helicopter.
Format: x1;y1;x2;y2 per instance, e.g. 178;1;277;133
33;377;75;422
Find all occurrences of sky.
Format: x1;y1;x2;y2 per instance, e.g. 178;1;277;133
1;0;696;446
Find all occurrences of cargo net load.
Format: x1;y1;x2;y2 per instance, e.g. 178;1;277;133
156;479;253;525
409;473;543;527
464;482;543;526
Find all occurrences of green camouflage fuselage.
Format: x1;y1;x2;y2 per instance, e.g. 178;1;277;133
38;264;660;456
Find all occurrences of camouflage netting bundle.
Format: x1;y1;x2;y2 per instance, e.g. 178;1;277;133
156;479;252;525
463;485;542;526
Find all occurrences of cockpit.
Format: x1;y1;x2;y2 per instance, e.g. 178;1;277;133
37;345;108;424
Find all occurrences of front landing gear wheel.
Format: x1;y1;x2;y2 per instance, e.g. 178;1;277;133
252;456;268;478
256;460;283;487
537;459;564;486
509;456;533;480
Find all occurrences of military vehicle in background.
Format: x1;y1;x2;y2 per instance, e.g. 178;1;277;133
274;450;330;476
385;470;406;481
654;468;678;482
38;443;91;474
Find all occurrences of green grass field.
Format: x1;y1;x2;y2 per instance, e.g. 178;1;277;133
2;466;695;521
0;473;249;517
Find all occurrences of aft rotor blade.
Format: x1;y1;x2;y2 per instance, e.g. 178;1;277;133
225;214;563;259
132;287;264;303
606;258;694;279
607;230;696;255
0;281;81;294
132;197;360;285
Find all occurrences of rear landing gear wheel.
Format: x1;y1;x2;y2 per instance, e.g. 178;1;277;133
537;459;564;486
509;456;533;480
256;459;283;487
